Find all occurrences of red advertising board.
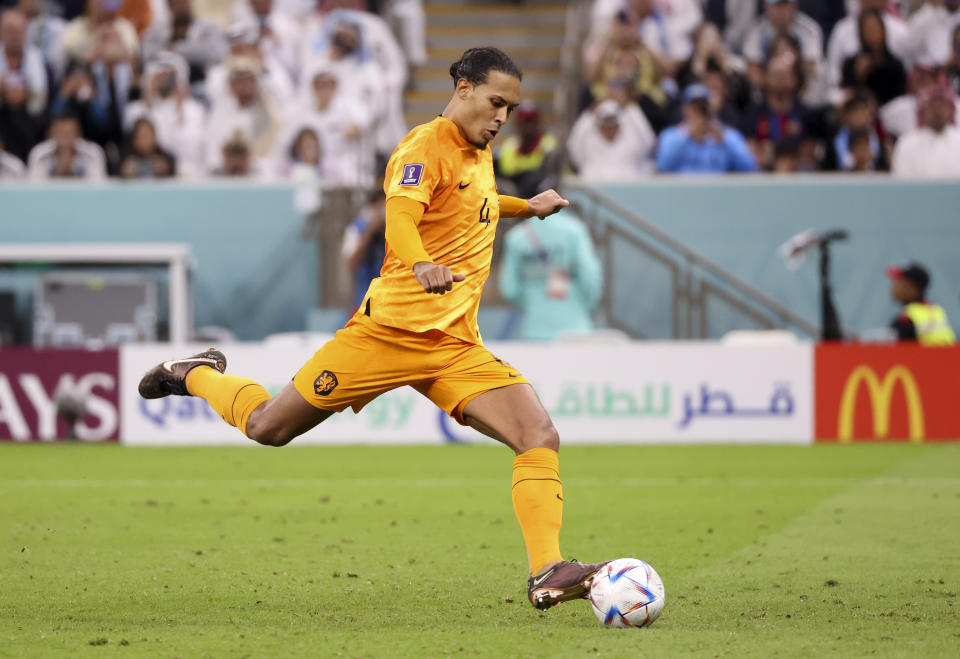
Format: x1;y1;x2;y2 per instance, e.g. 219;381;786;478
0;349;119;441
815;344;960;442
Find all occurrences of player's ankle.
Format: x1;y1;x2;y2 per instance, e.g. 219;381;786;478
532;560;562;576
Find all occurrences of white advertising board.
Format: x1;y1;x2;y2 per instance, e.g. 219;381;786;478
121;340;813;445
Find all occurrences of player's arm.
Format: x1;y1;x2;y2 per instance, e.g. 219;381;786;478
385;196;465;295
499;190;570;220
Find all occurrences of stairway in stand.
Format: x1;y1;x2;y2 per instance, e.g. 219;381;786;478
403;0;570;131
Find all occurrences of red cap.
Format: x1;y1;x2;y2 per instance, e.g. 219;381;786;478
886;263;930;290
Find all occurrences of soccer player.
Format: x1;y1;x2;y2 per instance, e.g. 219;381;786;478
139;47;607;610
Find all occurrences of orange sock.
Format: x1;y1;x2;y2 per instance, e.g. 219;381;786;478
185;366;271;436
512;447;564;575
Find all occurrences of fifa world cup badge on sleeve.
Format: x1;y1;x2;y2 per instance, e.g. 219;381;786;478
400;163;424;186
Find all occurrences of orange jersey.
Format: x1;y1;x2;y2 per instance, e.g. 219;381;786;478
365;116;501;344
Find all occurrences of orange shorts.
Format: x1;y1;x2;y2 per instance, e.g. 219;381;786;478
293;312;530;424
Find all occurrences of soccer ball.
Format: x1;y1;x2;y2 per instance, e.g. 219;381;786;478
588;558;665;628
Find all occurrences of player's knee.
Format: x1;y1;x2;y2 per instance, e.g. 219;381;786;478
517;420;559;454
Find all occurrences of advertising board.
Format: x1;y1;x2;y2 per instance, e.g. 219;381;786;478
0;348;120;441
815;344;960;442
121;341;813;445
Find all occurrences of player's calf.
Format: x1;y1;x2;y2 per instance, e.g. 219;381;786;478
244;410;296;447
242;384;335;447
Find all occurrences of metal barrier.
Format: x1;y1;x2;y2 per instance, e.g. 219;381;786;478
564;182;820;339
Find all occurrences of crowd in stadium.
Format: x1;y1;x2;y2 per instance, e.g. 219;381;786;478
0;0;418;181
1;0;959;182
568;0;960;179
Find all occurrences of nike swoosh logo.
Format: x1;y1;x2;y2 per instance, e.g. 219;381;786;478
162;357;218;372
458;182;470;189
508;373;521;377
531;567;556;587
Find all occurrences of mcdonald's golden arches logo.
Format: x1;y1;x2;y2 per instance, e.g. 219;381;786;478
837;365;925;442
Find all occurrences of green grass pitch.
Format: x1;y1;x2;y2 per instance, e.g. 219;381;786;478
1;443;958;658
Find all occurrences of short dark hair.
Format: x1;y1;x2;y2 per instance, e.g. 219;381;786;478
773;138;800;159
843;92;872;114
449;47;522;88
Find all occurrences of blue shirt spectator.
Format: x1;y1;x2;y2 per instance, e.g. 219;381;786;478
341;192;386;309
499;210;602;341
656;84;757;174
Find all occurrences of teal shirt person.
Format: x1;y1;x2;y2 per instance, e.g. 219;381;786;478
498;210;602;340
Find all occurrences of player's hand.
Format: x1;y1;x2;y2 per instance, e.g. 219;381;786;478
527;189;570;220
413;262;465;295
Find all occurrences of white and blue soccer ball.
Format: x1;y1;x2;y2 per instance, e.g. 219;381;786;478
588;558;665;628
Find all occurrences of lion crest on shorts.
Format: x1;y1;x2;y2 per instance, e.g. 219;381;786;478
314;371;339;396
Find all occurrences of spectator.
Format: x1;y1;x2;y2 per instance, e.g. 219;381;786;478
15;0;68;77
846;128;878;171
206;24;295;110
280;125;322;177
304;13;405;157
832;93;888;171
947;23;960;94
118;116;176;178
0;8;47;117
124;52;206;178
567;98;657;181
230;0;302;82
743;0;825;103
705;0;763;54
49;59;126;171
341;189;386;309
699;66;750;134
827;0;909;93
0;72;44;161
232;0;312;22
382;0;427;66
117;0;153;37
742;48;811;170
840;8;907;106
879;60;959;137
281;125;324;213
675;21;751;109
494;102;559;200
770;137;802;172
498;208;602;342
906;0;960;66
582;9;666;130
207;55;284;172
141;0;227;90
626;0;702;67
27;113;107;179
891;85;960;177
211;130;263;177
795;0;847;41
656;83;756;173
281;65;373;184
59;0;139;65
887;262;956;345
0;133;26;177
303;0;407;96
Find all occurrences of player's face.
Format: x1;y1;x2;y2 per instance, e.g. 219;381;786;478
458;70;521;148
